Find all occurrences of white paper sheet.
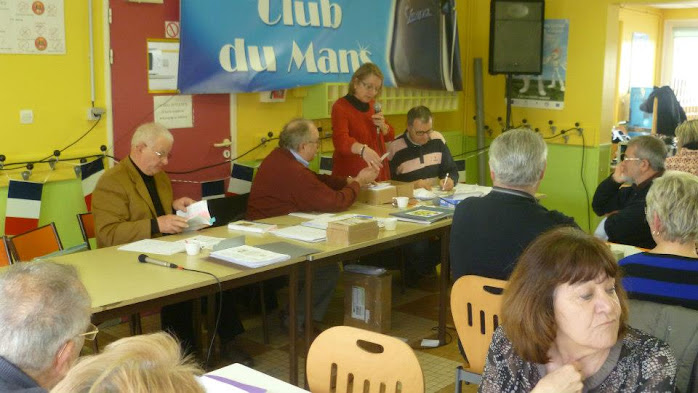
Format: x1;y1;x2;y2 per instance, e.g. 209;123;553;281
175;235;226;250
177;200;214;232
117;239;185;255
272;225;326;243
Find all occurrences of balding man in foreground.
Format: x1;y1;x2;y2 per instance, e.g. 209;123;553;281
0;261;92;392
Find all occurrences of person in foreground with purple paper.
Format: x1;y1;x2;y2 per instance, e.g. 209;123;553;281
51;333;204;393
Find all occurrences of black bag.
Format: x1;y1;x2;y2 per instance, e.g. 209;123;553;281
391;0;462;91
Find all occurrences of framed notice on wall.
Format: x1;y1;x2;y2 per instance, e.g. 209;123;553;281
147;39;179;93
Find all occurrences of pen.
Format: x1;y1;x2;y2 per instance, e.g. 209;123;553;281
442;173;450;189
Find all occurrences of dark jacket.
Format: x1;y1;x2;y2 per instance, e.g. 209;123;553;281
450;188;578;280
640;86;687;137
592;173;660;249
0;356;46;393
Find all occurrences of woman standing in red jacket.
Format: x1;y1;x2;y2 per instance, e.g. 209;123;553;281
331;63;395;181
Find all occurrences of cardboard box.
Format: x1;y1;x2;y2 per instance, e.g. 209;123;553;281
326;217;379;246
358;180;414;205
343;271;392;333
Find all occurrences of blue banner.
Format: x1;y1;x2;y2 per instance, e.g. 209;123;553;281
179;0;462;93
179;0;395;93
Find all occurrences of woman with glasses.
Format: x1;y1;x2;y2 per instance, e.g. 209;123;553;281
331;63;394;181
618;171;698;310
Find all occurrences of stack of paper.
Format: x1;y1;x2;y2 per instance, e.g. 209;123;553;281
209;245;290;268
389;206;454;225
228;220;277;233
272;225;326;243
301;214;360;230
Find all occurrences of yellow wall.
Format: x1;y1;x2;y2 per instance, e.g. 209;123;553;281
662;8;698;19
0;1;108;185
615;6;663;123
455;0;624;147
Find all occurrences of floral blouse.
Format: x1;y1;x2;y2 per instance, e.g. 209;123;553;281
478;326;676;393
665;148;698;177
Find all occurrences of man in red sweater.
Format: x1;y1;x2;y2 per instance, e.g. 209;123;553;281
247;118;378;330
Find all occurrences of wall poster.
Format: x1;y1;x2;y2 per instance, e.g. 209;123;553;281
0;0;65;54
510;19;569;110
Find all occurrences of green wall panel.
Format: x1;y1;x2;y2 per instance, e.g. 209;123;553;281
1;179;89;248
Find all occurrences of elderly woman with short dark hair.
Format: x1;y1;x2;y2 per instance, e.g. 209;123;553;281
479;227;676;393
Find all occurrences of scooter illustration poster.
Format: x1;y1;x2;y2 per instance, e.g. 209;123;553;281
510;19;569;110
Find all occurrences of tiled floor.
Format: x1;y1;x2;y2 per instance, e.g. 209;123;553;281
92;270;479;393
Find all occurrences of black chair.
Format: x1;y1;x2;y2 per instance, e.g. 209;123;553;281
206;193;250;227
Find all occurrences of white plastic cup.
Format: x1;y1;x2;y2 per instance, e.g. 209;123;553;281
383;217;398;231
185;242;201;256
392;196;409;209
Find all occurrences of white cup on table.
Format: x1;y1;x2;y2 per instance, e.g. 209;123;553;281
185;242;202;256
392;196;409;209
383;217;398;231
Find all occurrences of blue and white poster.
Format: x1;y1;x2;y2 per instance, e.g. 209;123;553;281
178;0;462;93
511;19;569;110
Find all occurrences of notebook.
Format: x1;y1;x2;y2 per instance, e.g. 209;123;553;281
389;206;454;224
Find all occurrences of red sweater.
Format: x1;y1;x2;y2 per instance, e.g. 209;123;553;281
246;148;360;220
331;96;394;181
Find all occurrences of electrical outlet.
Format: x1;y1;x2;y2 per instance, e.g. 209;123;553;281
20;109;33;124
87;107;106;120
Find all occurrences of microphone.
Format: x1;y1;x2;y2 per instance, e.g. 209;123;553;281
374;102;382;134
138;254;179;269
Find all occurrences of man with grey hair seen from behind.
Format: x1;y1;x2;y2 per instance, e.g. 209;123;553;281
450;128;578;281
592;135;666;249
0;261;92;392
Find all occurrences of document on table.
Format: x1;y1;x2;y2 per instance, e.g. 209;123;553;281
117;239;185;255
300;214;360;229
175;235;227;250
272;225;326;242
209;245;291;268
288;212;335;220
197;375;251;393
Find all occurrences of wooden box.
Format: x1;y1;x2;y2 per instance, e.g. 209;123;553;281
326;217;379;246
358;180;414;205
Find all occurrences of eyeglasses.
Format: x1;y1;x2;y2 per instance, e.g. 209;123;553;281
148;145;172;160
359;80;381;93
57;323;99;358
621;156;642;163
414;129;433;136
79;323;99;341
306;139;320;146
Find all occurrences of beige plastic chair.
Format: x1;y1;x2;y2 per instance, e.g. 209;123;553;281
450;275;507;390
307;325;424;393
